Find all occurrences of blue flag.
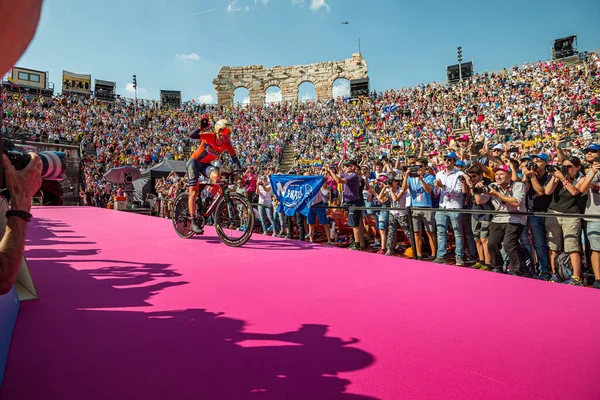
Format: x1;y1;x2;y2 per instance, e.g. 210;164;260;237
270;175;325;217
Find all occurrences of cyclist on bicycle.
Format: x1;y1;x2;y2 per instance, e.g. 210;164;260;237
187;118;242;234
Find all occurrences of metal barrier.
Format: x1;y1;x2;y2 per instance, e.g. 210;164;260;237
250;202;600;267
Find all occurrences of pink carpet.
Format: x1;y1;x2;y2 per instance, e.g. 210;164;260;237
1;207;599;400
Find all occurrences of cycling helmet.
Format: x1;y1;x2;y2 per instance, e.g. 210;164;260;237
214;119;232;135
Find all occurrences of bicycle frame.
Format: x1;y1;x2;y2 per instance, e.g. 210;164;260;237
196;183;230;218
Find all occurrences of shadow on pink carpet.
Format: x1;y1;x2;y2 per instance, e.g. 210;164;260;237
1;207;600;400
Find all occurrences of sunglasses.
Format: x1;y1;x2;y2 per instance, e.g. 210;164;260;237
444;158;455;162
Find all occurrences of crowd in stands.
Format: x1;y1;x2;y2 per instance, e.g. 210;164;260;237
2;52;600;287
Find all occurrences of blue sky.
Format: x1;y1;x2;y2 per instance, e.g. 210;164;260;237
13;0;600;104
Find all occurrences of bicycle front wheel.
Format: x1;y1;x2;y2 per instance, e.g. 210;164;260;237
214;192;255;247
172;192;195;239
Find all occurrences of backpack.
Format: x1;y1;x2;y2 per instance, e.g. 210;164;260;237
555;252;573;282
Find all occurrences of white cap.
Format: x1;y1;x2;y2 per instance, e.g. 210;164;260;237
492;144;504;151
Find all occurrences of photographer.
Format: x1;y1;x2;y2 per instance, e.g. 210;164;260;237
433;152;467;265
464;165;493;270
544;156;584;285
402;158;436;260
519;154;552;280
0;153;43;295
367;174;391;254
326;160;364;250
474;165;527;275
386;173;410;256
576;153;600;289
256;174;276;235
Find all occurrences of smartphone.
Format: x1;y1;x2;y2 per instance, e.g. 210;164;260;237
558;141;571;150
471;141;483;155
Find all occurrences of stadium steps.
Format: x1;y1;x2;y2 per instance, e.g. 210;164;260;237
279;144;297;172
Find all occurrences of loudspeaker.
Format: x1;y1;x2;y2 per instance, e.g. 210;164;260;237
350;78;369;97
447;62;474;84
552;36;577;60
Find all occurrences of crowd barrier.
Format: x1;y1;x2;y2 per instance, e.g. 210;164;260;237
250;201;600;262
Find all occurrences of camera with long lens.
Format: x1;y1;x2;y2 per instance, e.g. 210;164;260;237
473;183;498;195
545;164;567;174
0;138;67;193
408;166;420;178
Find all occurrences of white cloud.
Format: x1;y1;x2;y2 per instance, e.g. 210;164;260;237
309;0;330;12
197;94;216;104
227;0;250;12
300;93;315;101
291;0;304;5
265;90;282;103
255;0;270;4
333;79;350;98
124;82;149;98
175;52;200;62
242;97;250;104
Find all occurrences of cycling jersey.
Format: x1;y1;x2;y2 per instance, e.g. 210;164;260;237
187;131;242;187
191;132;236;164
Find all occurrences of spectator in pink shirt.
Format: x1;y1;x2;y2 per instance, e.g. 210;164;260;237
244;166;258;203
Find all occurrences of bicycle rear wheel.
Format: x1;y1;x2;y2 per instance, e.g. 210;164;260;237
172;192;195;239
214;192;255;247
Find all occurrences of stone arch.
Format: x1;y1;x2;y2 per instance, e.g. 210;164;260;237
213;53;368;106
265;85;282;103
298;81;316;102
332;77;351;98
233;86;250;105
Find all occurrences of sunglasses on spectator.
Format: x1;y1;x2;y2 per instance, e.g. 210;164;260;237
563;164;576;168
469;174;479;179
444;158;455;162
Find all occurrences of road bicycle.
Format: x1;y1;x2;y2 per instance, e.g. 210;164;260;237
172;170;255;247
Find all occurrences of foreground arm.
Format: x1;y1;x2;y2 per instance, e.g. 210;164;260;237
0;154;42;295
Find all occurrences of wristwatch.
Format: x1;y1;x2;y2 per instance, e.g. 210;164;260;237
6;210;33;222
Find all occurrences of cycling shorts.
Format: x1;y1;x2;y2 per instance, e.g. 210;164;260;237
186;158;217;187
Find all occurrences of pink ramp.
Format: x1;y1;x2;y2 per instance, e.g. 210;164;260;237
2;206;600;400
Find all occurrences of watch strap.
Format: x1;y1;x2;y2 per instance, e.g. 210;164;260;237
6;210;32;222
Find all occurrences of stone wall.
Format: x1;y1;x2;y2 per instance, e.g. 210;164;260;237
213;53;368;106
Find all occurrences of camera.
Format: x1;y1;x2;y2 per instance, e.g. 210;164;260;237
124;173;133;184
408;166;420;178
546;164;567;174
1;138;67;189
525;161;537;171
473;183;498;195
